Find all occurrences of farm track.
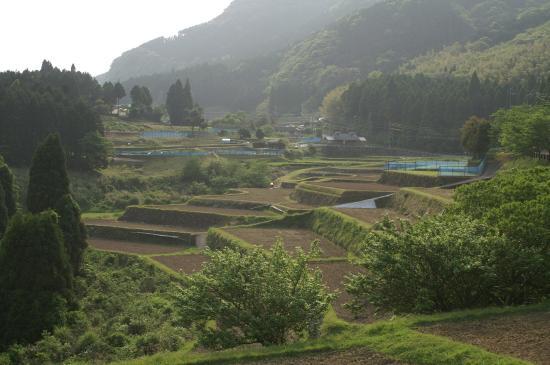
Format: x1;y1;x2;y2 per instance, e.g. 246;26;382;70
420;311;550;365
88;239;186;255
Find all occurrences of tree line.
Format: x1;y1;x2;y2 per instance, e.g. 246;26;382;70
323;72;550;152
0;61;109;170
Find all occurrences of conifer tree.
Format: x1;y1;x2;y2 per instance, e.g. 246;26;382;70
55;194;87;273
27;134;70;214
166;79;187;125
0;211;73;349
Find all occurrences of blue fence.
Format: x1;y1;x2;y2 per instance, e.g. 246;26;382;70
141;130;190;139
116;148;284;158
385;158;486;176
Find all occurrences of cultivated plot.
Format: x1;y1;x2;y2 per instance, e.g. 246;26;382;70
420;311;550;365
89;239;185;255
152;254;208;275
225;228;347;258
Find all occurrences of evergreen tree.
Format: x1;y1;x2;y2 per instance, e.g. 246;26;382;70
0;162;17;217
114;82;126;104
461;116;491;158
183;79;194;110
166;79;187;125
55;195;87;274
27;134;70;214
0;211;73;349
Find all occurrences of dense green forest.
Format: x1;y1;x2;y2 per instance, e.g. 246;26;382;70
0;62;108;169
332;73;550;151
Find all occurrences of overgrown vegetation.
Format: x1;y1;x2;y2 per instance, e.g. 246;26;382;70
1;251;187;364
181;158;272;194
348;167;550;314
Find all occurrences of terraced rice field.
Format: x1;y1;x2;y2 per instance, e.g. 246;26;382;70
198;188;314;210
420;311;550;365
310;181;400;192
225;228;347;258
148;204;277;217
89;239;186;255
85;219;205;233
408;187;455;200
152;254;208;275
334;208;408;225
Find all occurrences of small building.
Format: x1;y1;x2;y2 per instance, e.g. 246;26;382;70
323;132;366;145
534;149;550;161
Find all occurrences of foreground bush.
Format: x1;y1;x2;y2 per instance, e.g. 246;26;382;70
177;243;333;349
347;214;550;314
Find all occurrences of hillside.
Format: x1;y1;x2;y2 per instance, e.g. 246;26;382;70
266;0;550;114
401;20;550;83
100;0;380;82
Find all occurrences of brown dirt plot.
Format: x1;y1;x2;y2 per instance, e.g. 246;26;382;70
335;208;408;226
152;254;208;275
420;311;550;365
89;239;184;255
85;219;205;233
225;228;347;258
200;188;314;210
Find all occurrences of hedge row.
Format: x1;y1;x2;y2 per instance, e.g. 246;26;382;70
378;188;450;216
188;198;271;211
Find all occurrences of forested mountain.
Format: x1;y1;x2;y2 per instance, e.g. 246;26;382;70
401;20;550;82
113;0;550;118
100;0;380;82
267;0;550;114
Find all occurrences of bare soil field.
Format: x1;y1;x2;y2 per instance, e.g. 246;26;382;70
247;347;405;364
149;204;277;217
85;219;205;233
89;239;185;255
420;311;550;365
225;228;347;258
152;254;208;275
308;262;375;322
200;188;314;210
335;208;408;225
311;181;399;192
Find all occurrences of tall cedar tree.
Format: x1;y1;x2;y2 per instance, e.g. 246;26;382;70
27;134;70;214
0;162;16;217
166;79;186;125
461;116;491;158
55;195;87;273
0;212;73;349
0;184;7;239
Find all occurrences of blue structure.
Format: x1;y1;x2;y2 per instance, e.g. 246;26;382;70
385;158;486;176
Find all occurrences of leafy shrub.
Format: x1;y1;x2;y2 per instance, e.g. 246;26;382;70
177;243;333;349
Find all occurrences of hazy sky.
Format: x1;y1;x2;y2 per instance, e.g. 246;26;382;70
0;0;233;76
